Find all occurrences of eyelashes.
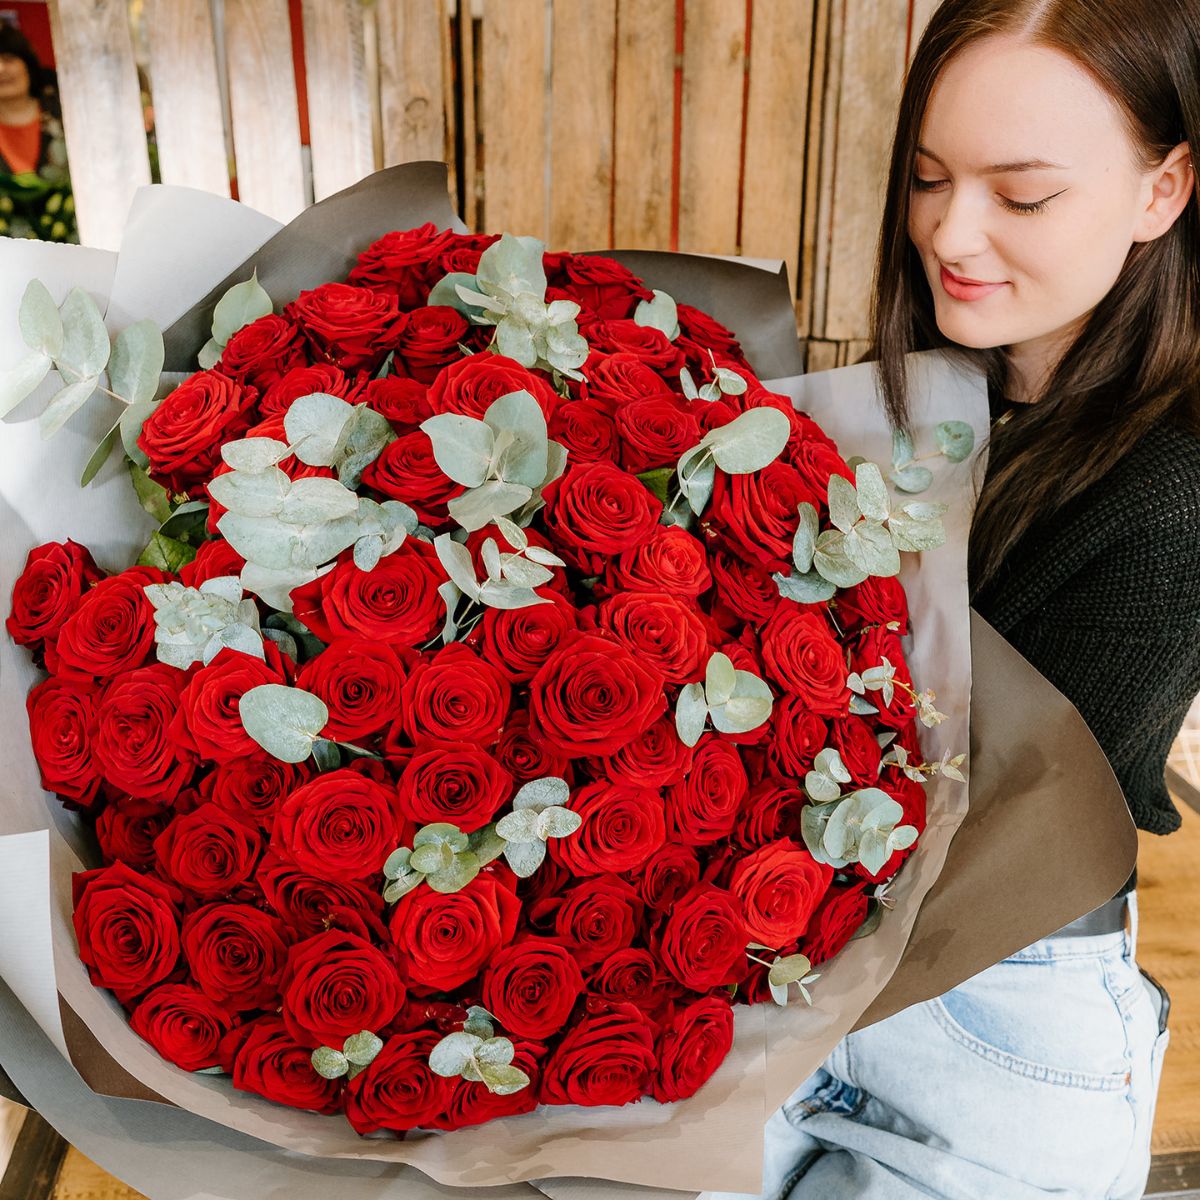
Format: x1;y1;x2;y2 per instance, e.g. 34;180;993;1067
910;175;1061;215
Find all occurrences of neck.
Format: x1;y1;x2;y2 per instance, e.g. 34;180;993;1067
0;95;39;125
1004;314;1091;405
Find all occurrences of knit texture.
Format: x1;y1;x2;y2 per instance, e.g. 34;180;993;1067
971;384;1200;899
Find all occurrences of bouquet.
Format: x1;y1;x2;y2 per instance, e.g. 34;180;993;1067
0;163;1134;1200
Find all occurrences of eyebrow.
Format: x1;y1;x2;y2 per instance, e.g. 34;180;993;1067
916;145;1069;173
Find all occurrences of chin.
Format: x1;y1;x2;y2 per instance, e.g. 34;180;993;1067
934;309;1007;350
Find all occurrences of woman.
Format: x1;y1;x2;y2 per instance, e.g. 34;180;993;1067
0;23;75;242
724;1;1200;1197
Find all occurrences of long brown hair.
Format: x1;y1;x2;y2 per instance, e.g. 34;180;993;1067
865;0;1200;596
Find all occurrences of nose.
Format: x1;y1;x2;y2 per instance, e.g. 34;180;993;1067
928;188;991;267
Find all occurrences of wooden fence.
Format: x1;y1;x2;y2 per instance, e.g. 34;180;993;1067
42;0;943;368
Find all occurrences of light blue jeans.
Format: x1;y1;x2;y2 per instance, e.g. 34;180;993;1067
711;891;1170;1200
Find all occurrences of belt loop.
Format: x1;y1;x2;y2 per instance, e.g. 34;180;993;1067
1124;890;1138;962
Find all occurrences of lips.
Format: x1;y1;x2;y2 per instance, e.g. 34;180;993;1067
939;265;1006;302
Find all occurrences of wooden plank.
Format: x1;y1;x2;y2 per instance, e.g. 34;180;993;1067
612;0;676;248
45;0;151;250
377;0;449;168
459;0;479;228
479;0;548;238
811;0;846;340
549;0;616;249
797;0;833;337
441;0;458;206
805;338;841;374
909;0;942;62
223;0;307;222
677;0;747;254
823;0;908;341
1;1112;67;1200
142;0;230;198
300;0;376;201
740;0;812;297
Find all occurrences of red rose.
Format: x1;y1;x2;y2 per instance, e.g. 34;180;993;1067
389;869;519;991
474;587;579;683
177;538;245;588
582;319;685;375
283;282;407;372
548;399;619;464
799;882;869;966
604;526;712;600
552;255;652;319
540;1002;657;1107
258;855;385;939
426;353;561;424
709;549;780;626
7;540;102;650
601;716;692;788
493;710;572;783
289;539;445;647
664;738;748;845
258;362;366;420
541;462;662;573
217;313;306;388
400;643;510;746
348;223;459;306
49;567;163;680
834;573;910;636
587;948;673;1014
396;742;512;832
829;716;883;787
72;861;181;993
182;902;290;1010
675;302;750;368
849;625;917;729
580;352;676;412
91;663;195;802
769;698;828;776
153;803;262;899
549;780;666;876
137;370;257;497
206;758;307;834
363;376;432;429
789;438;856;513
481;938;584;1039
528;632;665;758
598;591;709;684
651;996;735;1103
761;606;850;716
343;1029;452;1133
729;839;834;946
359;431;465;526
432;1039;547;1130
658;884;747;991
228;1015;341;1114
732;780;807;850
279;929;405;1047
614;394;701;474
96;796;173;869
129;983;235;1071
391;306;470;383
553;875;642;970
272;769;403;883
26;678;101;806
173;644;293;764
295;637;407;741
706;460;822;574
635;843;701;911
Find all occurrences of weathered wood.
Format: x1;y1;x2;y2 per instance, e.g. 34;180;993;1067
480;0;548;238
223;0;307;222
143;0;230;198
300;0;376;201
823;0;907;341
811;0;845;339
45;0;151;249
677;0;746;254
741;0;812;296
611;0;676;249
798;0;833;336
805;338;842;374
440;0;458;204
458;0;479;228
549;0;616;249
377;0;448;167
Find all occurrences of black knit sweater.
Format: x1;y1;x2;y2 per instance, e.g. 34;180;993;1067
970;384;1200;899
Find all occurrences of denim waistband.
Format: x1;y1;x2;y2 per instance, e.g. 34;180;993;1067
1046;893;1128;939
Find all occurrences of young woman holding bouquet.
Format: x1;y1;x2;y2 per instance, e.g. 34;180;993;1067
731;0;1200;1196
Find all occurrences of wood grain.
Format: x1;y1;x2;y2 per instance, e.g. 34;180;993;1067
377;0;449;167
458;0;479;228
479;0;548;238
611;0;676;249
810;0;845;339
142;0;230;198
740;0;812;297
677;0;746;254
300;0;376;200
797;0;833;337
549;0;616;249
45;0;151;249
222;0;307;222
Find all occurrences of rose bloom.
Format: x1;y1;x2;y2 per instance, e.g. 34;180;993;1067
48;567;163;681
539;1002;657;1108
553;874;643;970
6;540;102;650
25;678;101;807
283;281;407;372
597;591;710;684
481;938;584;1040
296;637;408;741
343;1030;452;1134
800;882;870;966
425;352;561;424
657;884;748;991
217;313;306;388
258;361;366;419
154;803;262;899
651;996;736;1102
227;1016;342;1114
729;839;834;946
396;741;512;833
399;643;511;746
760;606;852;716
182;902;291;1010
548;780;666;876
257;855;385;940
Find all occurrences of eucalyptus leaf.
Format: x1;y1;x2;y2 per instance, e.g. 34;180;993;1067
710;671;773;734
843;521;902;577
675;681;709;748
118;397;157;467
537;806;582;839
58;288;110;378
354;535;384;572
500;555;553;589
890;463;934;494
420;412;495;488
410;842;453;874
109;320;165;406
285;392;355;467
238;683;329;763
827;474;861;534
425;852;481;893
774;569;837;605
80;420;121;487
477;1062;532;1096
468;824;507;867
39;375;98;439
792;503;819;574
414;823;470;851
474;1037;516;1068
197;338;222;370
311;738;341;772
207;468;290;518
212;273;273;347
705;652;737;707
701;406;790;474
434;533;481;598
449;480;533;531
633;289;680;340
277;477;360;525
713;366;748;396
854;462;890;523
482;389;549;489
512;777;570;811
383;874;423;903
19;279;63;358
891;429;915;468
813;530;869;589
221;437;288;473
889;510;947;553
310;1046;349;1080
767;953;813;988
503;838;547;878
935;420;975;463
343;1031;383;1066
428;271;489;319
429;1032;482;1077
0;350;51;418
494;515;528;551
495;809;541;843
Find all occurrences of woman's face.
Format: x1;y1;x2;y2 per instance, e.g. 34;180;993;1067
907;35;1192;398
0;51;32;101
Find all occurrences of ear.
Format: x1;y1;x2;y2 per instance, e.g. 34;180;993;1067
1132;141;1195;243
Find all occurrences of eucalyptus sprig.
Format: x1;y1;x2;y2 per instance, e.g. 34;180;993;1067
493;776;580;877
428;1008;530;1096
846;656;948;727
310;1030;384;1081
801;787;919;875
633;289;680;340
745;945;822;1008
881;741;967;785
143;575;264;669
679;349;749;403
675;651;774;749
382;823;483;900
890;422;975;494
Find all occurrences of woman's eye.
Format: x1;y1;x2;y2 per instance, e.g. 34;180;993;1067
910;174;1055;215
